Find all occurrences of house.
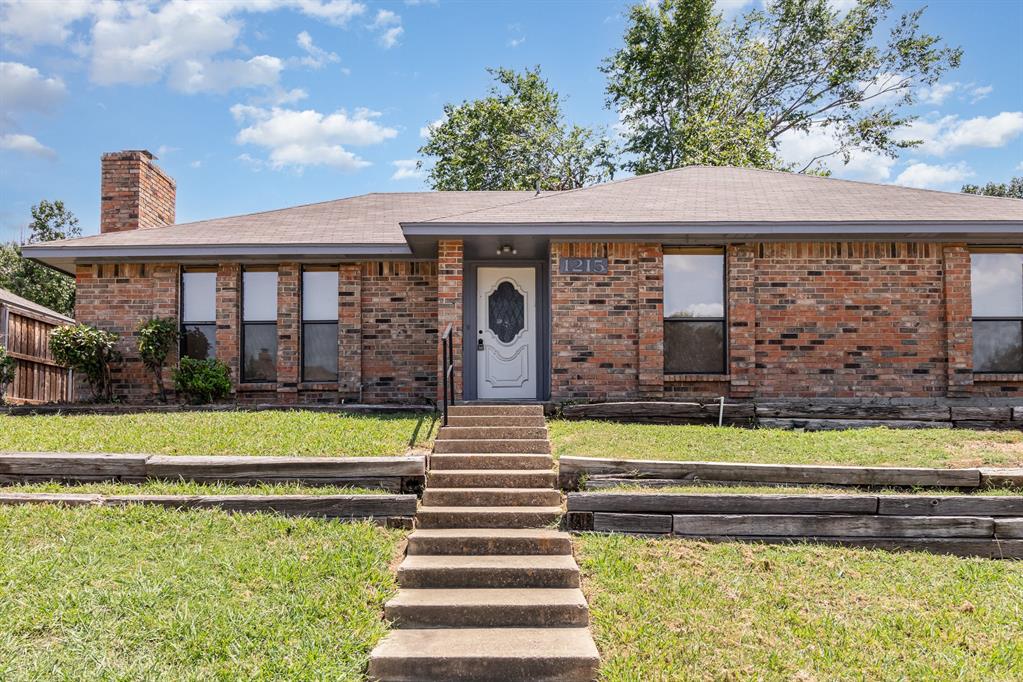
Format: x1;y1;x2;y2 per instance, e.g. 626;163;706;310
1;287;75;404
23;149;1023;406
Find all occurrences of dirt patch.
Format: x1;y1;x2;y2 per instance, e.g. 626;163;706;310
945;440;1023;468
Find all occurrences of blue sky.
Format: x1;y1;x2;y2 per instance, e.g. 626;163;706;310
1;0;1021;241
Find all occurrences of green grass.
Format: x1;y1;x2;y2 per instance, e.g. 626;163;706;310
0;505;403;680
577;534;1023;681
0;411;438;456
590;482;1022;496
551;420;1023;468
0;480;390;495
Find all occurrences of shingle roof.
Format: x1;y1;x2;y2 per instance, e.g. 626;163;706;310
420;166;1023;226
0;287;75;324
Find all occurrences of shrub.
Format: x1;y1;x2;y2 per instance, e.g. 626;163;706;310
172;357;231;404
0;345;16;404
49;324;120;401
137;317;179;403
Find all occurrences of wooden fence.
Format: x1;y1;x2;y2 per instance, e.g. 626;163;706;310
0;291;73;404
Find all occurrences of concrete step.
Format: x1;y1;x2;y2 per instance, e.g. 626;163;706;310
447;415;547;427
433;439;551;454
422;487;563;507
385;588;589;628
368;627;599;682
417;506;562;529
407;528;573;555
449;404;545;417
429;453;554;470
427;469;557;489
437;426;549;440
398;554;580;589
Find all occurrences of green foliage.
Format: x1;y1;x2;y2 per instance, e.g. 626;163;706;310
48;324;120;402
0;200;80;317
419;66;616;191
171;357;232;404
136;317;179;402
0;345;16;404
604;0;961;174
962;177;1023;199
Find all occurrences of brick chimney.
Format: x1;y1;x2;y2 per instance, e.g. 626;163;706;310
100;150;176;233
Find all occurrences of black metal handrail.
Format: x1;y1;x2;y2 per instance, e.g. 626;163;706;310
441;323;455;425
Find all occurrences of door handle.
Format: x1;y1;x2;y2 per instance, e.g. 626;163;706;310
477;338;484;351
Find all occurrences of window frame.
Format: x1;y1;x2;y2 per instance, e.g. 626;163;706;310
662;247;728;375
301;267;340;383
970;247;1023;374
241;267;279;384
179;267;217;361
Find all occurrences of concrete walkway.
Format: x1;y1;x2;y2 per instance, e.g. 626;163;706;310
368;404;599;681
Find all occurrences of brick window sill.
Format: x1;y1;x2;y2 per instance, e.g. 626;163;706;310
973;373;1023;383
236;382;277;392
299;382;340;390
664;373;731;383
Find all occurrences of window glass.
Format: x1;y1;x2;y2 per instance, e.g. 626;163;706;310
182;272;216;322
243;324;277;382
303;271;339;321
971;253;1023;317
183;325;215;360
303;323;339;381
664;254;724;318
973;321;1023;373
664;320;725;374
243;271;278;321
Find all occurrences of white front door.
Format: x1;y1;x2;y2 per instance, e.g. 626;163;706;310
476;267;537;400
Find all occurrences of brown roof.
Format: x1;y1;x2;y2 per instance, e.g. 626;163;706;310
0;287;75;324
420;166;1023;226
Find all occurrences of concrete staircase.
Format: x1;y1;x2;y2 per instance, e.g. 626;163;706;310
368;404;599;682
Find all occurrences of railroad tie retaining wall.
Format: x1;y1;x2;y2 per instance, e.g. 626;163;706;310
565;492;1023;559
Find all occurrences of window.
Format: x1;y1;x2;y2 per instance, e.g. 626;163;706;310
181;270;216;360
663;250;726;374
242;269;278;382
971;252;1023;373
302;269;339;381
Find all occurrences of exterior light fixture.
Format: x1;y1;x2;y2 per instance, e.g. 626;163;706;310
496;244;518;255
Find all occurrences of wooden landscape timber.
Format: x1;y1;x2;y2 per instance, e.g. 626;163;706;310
565;492;1023;558
558;456;981;490
0;403;434;416
557;400;1023;430
0;453;426;492
0;492;417;526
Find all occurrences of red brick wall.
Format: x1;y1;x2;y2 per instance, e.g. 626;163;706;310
215;263;241;390
360;261;438;404
277;263;300;403
100;150;175;233
338;264;362;399
437;240;463;401
751;242;948;398
74;263;178;401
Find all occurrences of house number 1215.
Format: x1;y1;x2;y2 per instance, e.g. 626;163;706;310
559;257;608;274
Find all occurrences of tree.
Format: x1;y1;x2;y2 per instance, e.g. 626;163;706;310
0;200;80;316
962;177;1023;199
0;345;16;404
137;317;179;403
49;324;120;402
604;0;961;174
419;67;616;191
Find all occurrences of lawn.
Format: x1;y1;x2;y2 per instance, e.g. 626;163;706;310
0;411;437;457
590;482;1022;496
1;480;390;495
577;534;1023;681
0;505;403;681
551;420;1023;468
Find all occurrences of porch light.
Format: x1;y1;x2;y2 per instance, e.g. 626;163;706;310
497;244;518;255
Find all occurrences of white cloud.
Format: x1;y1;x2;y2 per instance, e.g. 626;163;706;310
904;112;1023;156
918;82;956;106
894;161;973;190
0;133;56;158
391;159;424;180
1016;161;1023;172
168;55;283;94
0;0;93;52
508;36;525;48
156;145;179;156
231;104;397;170
969;84;993;104
189;160;202;168
0;62;67;117
419;115;445;139
296;30;340;68
371;9;403;48
776;123;897;183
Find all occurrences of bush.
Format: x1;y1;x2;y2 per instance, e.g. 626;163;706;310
49;324;120;401
0;345;16;404
137;317;179;403
172;357;231;404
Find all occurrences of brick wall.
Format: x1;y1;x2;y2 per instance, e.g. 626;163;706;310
360;261;438;404
100;150;175;233
75;263;178;401
437;240;463;401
